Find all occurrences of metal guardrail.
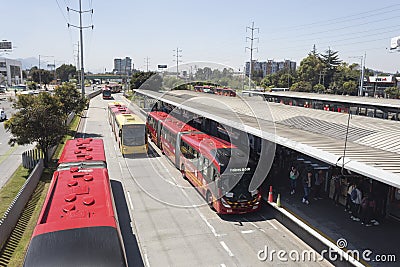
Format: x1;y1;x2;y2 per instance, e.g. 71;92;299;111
22;149;44;169
0;160;44;249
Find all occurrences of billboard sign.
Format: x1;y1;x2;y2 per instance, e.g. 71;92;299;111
0;41;12;50
390;36;400;50
157;64;167;69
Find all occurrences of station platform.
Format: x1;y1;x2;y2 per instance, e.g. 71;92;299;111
266;186;399;267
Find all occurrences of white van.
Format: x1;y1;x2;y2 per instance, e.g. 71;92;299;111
0;109;6;121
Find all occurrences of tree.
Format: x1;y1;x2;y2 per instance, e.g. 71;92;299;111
297;54;325;87
313;83;325;93
54;82;86;116
130;72;162;91
4;93;67;165
56;64;77;82
30;68;54;85
320;48;342;88
290;81;312;92
342;80;358;95
384;86;400;99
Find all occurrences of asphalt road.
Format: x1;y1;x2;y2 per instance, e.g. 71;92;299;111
78;93;333;267
0;92;33;189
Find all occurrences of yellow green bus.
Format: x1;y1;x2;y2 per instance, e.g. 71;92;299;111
115;112;148;155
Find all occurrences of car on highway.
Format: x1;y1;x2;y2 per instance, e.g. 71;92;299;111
0;108;7;121
0;85;6;93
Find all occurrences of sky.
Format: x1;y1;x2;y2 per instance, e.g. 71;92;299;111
1;0;400;73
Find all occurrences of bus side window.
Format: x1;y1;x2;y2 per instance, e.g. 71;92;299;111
203;158;209;177
198;155;203;172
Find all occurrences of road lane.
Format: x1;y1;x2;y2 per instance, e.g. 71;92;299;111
82;94;333;267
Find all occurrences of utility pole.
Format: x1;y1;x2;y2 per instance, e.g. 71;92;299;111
39;55;41;87
360;52;366;96
144;57;150;72
246;22;259;89
349;53;366;96
173;48;182;78
67;0;94;98
74;42;80;87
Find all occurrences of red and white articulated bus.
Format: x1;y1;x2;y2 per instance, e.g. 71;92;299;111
24;138;127;267
146;111;169;147
146;111;261;214
193;85;236;97
102;88;112;99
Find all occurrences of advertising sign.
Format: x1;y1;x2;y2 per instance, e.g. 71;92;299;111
390;36;400;50
0;41;12;50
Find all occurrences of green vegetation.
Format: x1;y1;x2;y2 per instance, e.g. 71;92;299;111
54;82;86;116
4;93;68;165
6;169;53;267
130;71;162;91
4;85;85;166
0;166;31;219
0;110;81;265
29;66;54;86
384;86;400;99
55;64;77;82
259;46;378;95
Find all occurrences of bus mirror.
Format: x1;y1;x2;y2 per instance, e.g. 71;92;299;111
119;130;122;137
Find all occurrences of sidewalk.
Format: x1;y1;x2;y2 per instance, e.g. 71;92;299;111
273;187;399;266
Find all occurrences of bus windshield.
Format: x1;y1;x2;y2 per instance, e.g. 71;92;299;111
123;125;146;146
215;148;256;201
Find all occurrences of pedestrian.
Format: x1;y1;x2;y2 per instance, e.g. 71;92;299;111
313;170;324;200
360;194;369;225
289;166;299;195
345;182;355;213
332;174;342;205
350;185;362;221
302;171;312;205
367;194;379;226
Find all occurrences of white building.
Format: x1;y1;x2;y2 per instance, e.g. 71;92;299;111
0;57;23;86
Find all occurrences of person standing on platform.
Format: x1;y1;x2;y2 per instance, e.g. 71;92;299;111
302;171;312;205
350;185;362;221
345;182;355;213
332;174;342;205
289;166;299;195
313;170;324;200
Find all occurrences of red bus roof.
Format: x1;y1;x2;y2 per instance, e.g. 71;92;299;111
58;138;106;164
148;111;169;121
181;133;235;152
32;167;116;236
110;105;132;116
161;116;198;135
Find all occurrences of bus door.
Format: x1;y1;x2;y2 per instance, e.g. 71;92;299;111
156;120;163;146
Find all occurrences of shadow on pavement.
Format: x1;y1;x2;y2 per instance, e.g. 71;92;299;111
123;145;161;159
111;180;145;267
218;204;275;223
74;132;104;139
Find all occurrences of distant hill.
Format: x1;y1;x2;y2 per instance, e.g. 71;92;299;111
15;57;38;70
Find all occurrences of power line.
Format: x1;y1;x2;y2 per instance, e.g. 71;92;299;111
67;0;94;97
270;3;400;32
268;14;399;42
245;22;259;89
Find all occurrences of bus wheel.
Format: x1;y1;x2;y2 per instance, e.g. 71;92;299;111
181;165;187;180
206;191;215;210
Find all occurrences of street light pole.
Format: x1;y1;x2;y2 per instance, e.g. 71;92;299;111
38;55;41;87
